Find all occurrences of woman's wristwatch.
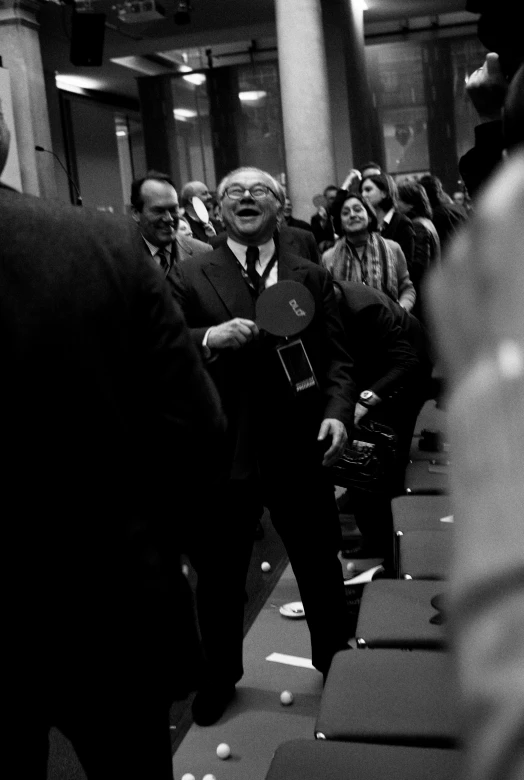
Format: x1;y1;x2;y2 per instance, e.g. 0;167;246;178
359;390;380;408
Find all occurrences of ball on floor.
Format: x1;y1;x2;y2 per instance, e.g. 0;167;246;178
261;561;271;572
181;774;195;780
216;742;231;759
280;690;294;705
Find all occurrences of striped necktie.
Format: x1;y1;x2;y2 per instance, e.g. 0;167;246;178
157;248;170;276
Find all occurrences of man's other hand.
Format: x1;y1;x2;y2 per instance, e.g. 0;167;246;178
318;418;348;467
207;318;259;350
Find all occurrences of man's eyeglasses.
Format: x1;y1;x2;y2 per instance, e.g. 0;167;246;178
222;184;279;201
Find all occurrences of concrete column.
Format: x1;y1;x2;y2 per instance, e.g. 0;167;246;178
339;0;385;169
275;0;336;222
0;0;56;196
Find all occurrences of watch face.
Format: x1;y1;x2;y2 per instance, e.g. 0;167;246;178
361;391;373;400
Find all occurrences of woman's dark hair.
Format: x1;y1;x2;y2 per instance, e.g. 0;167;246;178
359;172;398;212
397;181;433;220
331;191;379;236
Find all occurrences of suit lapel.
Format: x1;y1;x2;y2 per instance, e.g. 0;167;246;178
203;245;256;320
277;251;310;285
175;234;192;264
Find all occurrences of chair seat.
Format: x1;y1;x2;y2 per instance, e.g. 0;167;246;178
356;579;446;649
392;495;453;534
392;496;454;576
265;740;459;780
404;461;449;495
315;649;457;747
399;529;452;580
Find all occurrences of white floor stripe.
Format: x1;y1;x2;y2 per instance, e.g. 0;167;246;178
266;652;315;669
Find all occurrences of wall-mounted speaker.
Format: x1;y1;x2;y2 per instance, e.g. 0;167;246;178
70;12;106;67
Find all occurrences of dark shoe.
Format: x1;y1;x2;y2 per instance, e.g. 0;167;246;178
341;541;382;559
191;683;236;726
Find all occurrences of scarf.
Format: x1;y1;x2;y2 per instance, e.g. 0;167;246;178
330;232;399;302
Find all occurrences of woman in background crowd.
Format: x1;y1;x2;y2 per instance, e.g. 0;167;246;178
397;180;441;323
322;193;416;312
359;172;415;270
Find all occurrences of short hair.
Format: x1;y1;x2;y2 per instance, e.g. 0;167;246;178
359;172;398;211
397;181;433;220
130;171;175;211
331;191;379;236
217;167;285;204
418;174;445;207
323;184;338;198
180;180;207;208
360;161;382;175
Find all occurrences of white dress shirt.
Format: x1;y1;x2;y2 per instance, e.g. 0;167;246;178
226;237;279;288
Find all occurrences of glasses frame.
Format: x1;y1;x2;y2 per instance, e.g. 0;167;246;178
222;184;280;201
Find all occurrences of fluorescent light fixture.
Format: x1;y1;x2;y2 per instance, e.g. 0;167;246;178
173;108;197;121
110;56;168;76
56;74;104;92
355;0;368;10
239;90;267;102
183;73;206;86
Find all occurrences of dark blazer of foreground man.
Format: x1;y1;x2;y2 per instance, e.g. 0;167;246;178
172;165;356;726
0;113;224;778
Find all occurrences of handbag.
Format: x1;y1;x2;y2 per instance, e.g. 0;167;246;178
328;419;398;493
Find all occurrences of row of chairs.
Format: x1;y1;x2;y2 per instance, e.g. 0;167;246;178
265;401;461;779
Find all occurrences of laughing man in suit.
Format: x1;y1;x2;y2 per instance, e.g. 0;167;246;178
131;171;212;276
173;166;356;726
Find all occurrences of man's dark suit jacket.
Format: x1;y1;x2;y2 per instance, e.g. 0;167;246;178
0;184;224;698
286;215;314;232
172;243;356;476
140;230;212;273
210;224;320;264
334;281;424;401
279;224;320;264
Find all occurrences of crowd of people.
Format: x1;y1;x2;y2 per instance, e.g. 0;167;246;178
1;0;523;773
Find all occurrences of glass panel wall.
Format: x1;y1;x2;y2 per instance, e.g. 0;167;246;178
366;33;488;192
366;41;429;177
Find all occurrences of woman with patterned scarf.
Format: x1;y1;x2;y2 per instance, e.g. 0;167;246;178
322;193;416;312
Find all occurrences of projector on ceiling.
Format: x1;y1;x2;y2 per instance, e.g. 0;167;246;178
117;1;165;23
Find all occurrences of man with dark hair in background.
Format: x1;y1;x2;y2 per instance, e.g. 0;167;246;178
0;107;225;779
179;179;222;242
310;183;338;249
131;171;212;275
282;195;314;232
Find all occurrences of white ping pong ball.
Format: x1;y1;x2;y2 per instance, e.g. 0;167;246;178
181;774;195;780
203;775;217;780
261;561;271;572
280;690;294;705
216;742;231;759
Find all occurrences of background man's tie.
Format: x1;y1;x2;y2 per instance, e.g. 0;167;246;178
157;248;170;276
